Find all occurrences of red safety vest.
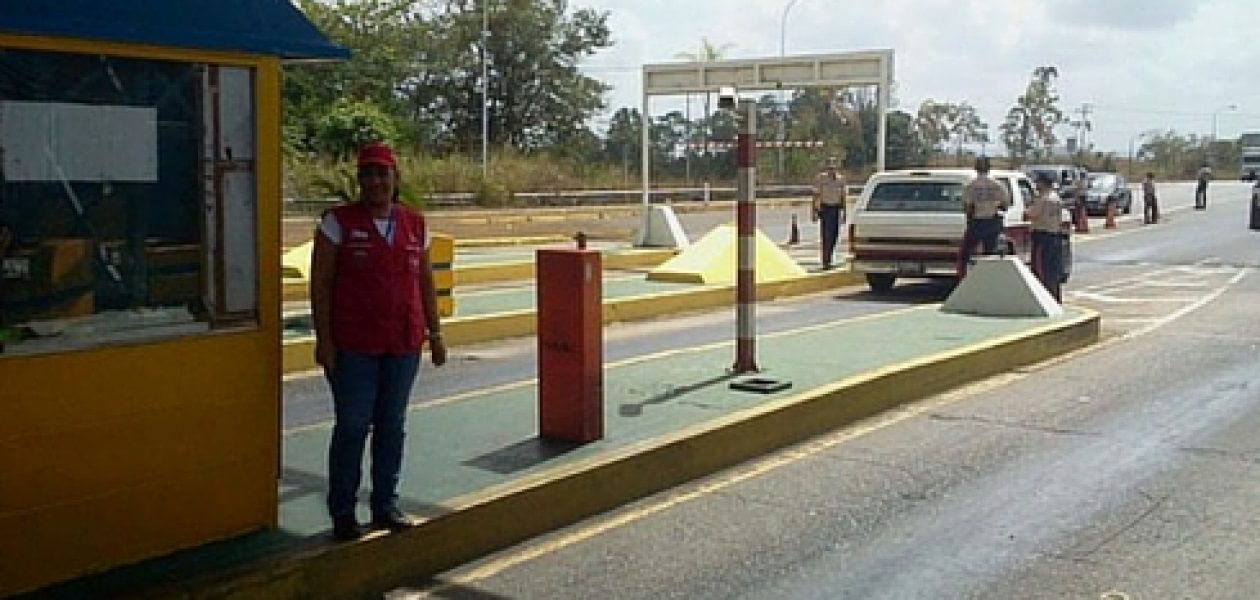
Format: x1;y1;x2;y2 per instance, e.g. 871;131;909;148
329;203;429;354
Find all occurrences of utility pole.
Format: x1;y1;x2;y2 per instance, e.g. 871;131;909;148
777;0;800;183
1210;104;1237;168
1073;102;1093;159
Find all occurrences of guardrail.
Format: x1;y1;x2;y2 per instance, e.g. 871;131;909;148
283;184;834;217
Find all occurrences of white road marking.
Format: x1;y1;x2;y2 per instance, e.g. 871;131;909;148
401;267;1250;595
1070;292;1200;304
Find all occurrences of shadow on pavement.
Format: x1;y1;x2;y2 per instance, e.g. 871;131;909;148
618;372;740;417
463;438;584;475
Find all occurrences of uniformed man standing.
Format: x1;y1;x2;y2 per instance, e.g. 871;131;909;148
812;156;847;269
1026;171;1065;301
1195;164;1211;209
1142;171;1159;224
958;156;1010;277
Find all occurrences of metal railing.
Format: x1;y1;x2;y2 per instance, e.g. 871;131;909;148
283;184;864;217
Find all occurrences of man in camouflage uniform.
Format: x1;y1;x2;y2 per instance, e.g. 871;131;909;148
812;156;847;269
958;156;1011;277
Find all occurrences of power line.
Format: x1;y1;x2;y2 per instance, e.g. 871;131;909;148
1090;102;1258;119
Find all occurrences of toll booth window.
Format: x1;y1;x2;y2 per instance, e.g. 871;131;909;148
0;48;258;357
865;181;963;213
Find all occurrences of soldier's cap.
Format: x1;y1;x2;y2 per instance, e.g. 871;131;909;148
974;156;991;172
358;143;397;169
1034;170;1055;185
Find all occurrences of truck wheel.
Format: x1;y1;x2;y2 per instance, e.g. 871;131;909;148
866;273;896;292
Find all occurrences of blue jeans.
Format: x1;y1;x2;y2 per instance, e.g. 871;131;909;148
326;350;420;520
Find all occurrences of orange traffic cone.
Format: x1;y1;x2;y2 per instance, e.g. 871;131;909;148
1073;201;1090;234
787;214;800;245
1104;200;1117;229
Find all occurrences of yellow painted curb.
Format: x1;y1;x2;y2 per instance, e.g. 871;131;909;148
453;261;537;286
283;249;679;298
282;279;307;302
604;248;681;270
454;248;677;286
173;308;1099;598
453;235;570;247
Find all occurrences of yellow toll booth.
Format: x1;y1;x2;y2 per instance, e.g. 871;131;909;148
0;1;346;594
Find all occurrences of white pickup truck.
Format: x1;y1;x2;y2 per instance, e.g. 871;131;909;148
848;168;1071;292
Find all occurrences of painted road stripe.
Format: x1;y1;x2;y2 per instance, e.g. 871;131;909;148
405;269;1248;596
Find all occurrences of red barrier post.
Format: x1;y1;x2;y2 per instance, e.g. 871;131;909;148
536;247;603;442
733;98;758;374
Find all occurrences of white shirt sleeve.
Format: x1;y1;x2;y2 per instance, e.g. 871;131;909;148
319;213;342;246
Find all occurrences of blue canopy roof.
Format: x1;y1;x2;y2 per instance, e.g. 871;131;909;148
0;0;348;61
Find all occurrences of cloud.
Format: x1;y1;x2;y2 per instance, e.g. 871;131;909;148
576;0;1259;152
1048;0;1204;31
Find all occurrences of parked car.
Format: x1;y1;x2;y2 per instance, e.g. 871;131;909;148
849;168;1072;292
1022;164;1087;206
1080;173;1133;216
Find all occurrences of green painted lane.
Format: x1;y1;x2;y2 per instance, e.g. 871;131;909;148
279;305;1086;536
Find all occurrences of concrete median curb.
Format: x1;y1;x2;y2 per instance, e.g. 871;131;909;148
454;248;679;286
179;307;1100;598
281;269;863;374
453;234;572;247
282;248;680;300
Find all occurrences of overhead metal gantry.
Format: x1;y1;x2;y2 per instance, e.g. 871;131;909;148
639;49;895;210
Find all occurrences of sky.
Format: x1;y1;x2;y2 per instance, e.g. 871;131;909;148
574;0;1259;154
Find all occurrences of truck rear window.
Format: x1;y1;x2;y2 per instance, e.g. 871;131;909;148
865;181;963;212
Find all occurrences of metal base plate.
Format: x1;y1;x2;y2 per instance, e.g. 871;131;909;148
729;377;793;394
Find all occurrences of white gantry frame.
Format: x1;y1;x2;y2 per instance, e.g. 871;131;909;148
639;49;895;208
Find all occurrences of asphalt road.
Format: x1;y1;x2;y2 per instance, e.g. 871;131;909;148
383;182;1260;599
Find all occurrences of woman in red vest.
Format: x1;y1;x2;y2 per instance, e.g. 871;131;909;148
310;142;447;541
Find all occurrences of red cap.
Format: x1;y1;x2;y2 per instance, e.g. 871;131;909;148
357;143;396;169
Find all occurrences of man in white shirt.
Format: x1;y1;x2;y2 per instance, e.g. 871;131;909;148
1025;171;1065;301
812;157;847;269
958;156;1010;277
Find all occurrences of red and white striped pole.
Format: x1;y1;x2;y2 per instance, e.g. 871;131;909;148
733;99;758;373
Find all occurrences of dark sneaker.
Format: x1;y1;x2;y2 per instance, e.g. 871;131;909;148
331;516;364;542
371;507;416;532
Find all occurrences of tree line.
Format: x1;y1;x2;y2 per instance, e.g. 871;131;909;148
285;1;1234;201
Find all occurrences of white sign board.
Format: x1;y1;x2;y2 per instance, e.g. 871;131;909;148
643;50;893;95
1;101;158;182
